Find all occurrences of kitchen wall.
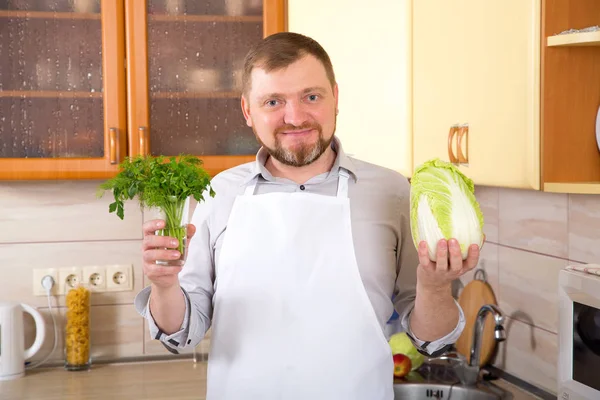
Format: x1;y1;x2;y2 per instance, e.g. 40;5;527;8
3;179;598;395
0;180;210;367
457;185;600;395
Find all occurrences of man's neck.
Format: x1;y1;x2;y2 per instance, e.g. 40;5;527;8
265;146;337;184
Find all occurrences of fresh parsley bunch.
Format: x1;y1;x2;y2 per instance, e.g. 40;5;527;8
97;155;215;259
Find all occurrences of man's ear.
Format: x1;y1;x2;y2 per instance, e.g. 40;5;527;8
241;95;253;127
333;83;339;114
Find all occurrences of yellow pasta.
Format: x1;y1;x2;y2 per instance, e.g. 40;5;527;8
65;286;91;367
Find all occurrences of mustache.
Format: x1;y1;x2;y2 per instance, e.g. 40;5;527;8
274;122;321;135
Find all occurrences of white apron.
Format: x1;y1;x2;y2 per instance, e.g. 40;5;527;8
206;170;394;400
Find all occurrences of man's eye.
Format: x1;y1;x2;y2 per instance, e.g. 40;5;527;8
307;94;319;102
266;100;279;107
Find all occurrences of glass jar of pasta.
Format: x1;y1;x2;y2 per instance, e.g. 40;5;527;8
64;284;91;371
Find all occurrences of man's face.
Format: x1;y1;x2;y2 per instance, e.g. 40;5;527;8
241;54;338;167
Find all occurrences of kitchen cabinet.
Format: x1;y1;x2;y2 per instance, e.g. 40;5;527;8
541;0;600;194
413;0;600;194
412;0;541;190
0;0;286;180
288;0;413;178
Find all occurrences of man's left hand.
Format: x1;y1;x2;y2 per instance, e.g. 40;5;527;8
416;238;482;291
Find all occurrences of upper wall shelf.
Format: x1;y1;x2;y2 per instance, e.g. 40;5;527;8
547;30;600;47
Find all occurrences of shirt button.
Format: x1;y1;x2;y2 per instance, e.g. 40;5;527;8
299;185;305;191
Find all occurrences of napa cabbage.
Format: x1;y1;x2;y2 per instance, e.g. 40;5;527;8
410;158;484;261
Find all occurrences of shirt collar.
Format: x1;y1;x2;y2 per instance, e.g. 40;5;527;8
241;136;358;185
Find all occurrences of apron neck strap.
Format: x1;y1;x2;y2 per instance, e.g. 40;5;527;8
245;177;258;196
244;169;350;197
336;169;350;198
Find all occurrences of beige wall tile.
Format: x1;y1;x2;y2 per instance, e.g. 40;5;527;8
498;246;569;333
493;317;557;394
89;305;144;359
498;188;568;258
0;181;142;244
475;185;499;243
454;242;499;300
24;304;144;364
0;240;144;308
568;193;600;263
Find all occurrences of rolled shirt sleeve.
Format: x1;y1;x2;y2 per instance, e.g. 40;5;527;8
397;299;466;357
134;286;193;353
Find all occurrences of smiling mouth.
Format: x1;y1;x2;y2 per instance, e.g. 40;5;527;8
281;129;314;135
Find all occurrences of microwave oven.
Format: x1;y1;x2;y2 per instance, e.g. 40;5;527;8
558;267;600;400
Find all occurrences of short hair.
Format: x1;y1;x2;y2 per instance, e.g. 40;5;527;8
241;32;336;96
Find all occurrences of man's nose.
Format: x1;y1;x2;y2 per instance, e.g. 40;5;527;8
283;101;308;127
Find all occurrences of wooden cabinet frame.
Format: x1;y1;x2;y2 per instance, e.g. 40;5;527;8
0;0;287;180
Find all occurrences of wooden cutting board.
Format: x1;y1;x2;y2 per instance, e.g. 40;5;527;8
455;269;498;365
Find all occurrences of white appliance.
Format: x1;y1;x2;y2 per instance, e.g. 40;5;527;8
0;302;46;381
558;267;600;400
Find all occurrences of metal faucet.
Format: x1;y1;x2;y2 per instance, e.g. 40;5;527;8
432;304;506;386
469;304;506;369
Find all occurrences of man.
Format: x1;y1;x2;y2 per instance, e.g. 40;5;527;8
135;32;480;400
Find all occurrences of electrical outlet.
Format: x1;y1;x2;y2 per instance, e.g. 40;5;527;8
58;267;83;295
32;268;59;296
82;265;106;292
105;264;133;292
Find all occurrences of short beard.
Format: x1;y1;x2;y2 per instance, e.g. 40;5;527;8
253;120;336;167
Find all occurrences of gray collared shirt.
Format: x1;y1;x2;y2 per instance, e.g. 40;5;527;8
134;137;465;356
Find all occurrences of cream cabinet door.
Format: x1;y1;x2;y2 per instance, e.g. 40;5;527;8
412;0;467;171
413;0;541;190
288;0;413;177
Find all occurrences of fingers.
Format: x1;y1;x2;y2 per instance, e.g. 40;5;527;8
187;223;196;240
462;244;480;272
435;239;448;271
143;249;181;264
417;241;435;271
143;219;165;235
143;233;178;251
448;239;463;273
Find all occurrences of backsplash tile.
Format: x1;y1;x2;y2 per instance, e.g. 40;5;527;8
497;246;569;334
0;240;144;308
474;185;499;243
0;181;142;244
455;242;499;299
493;317;557;394
498;188;568;258
24;304;144;364
568;193;600;263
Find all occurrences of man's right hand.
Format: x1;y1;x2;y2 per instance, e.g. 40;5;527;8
142;219;196;289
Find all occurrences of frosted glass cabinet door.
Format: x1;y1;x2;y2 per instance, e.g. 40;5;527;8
0;0;127;180
126;0;286;176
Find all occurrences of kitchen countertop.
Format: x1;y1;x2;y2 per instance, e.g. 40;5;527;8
0;359;548;400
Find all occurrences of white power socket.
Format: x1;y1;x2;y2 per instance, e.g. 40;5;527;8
82;265;107;292
33;264;134;295
58;267;83;295
32;268;59;296
106;264;134;292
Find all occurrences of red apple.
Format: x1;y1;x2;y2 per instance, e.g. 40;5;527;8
393;353;412;379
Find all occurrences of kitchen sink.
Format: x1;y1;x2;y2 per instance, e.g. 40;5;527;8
393;382;511;400
391;362;513;399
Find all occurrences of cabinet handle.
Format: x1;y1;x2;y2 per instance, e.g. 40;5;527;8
457;124;469;164
448;124;459;164
139;127;149;156
109;128;119;165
